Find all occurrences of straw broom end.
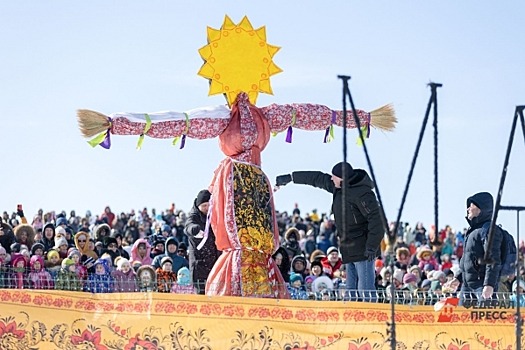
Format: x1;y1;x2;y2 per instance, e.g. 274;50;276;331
77;109;111;138
369;104;397;132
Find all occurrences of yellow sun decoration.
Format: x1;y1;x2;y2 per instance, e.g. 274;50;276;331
198;15;282;106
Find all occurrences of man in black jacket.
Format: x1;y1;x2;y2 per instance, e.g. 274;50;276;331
184;189;221;294
276;161;383;301
459;192;502;303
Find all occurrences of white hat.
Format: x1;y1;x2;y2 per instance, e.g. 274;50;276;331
513;279;525;292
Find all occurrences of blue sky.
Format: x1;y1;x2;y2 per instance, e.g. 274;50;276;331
1;1;524;239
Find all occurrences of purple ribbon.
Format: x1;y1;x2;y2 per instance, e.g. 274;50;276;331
367;113;371;138
285;126;293;143
180;134;186;149
323;111;337;143
99;117;112;149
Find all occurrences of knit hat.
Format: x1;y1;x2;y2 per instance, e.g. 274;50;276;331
331;161;354;179
423;263;434;272
304;276;316;284
417;246;433;260
392;269;405;283
55;226;66;237
195;189;211;206
117;257;130;270
31;242;45;255
177;267;191;286
403;273;417;284
82;256;95;267
61;257;75;269
68;249;81;259
327;246;339;256
375;259;384;269
54;237;68;249
104;236;118;248
513;279;525;293
161;256;173;267
56;217;68;226
421;279;432;289
289;272;303;284
47;249;59;260
162;224;171;233
310;260;323;271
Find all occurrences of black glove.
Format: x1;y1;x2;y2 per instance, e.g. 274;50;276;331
17;210;25;218
364;248;377;262
275;174;292;187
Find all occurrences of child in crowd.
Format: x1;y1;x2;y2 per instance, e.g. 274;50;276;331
54;236;69;260
156;256;177;293
440;254;453;270
309;260;325;279
511;279;525;307
30;242;45;257
312;276;334;300
290;255;308;280
113;257;138;292
137;265;156;292
68;250;88;283
55;258;82;291
0;246;9;288
288;273;308;300
86;259;114;293
304;275;316;293
10;254;28;289
395;247;411;269
28;255;53;289
417;246;439;272
130;238;152;266
172;267;196;294
45;249;62;279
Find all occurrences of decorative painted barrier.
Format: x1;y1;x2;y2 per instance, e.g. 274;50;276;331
0;289;520;349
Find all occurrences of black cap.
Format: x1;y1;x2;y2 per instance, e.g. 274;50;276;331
331;162;354;179
195;189;211;206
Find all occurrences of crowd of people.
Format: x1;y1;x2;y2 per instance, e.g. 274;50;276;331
0;196;523;304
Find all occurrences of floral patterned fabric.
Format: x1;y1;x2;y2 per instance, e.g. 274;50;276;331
0;289;520;349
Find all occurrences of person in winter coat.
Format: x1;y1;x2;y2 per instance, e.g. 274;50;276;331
184;189;221;294
130;238;153;266
137;265;156;292
113;257;138;292
0;218;16;254
151;237;189;274
272;246;291;283
320;246;343;280
0;245;10;288
10;253;28;289
290;255;308;280
156;256;178;293
14;224;35;251
28;255;53;289
86;258;114;293
38;222;56;255
55;258;82;291
459;192;502;302
276;161;384;301
282;227;303;260
74;231;95;257
172;267;197;294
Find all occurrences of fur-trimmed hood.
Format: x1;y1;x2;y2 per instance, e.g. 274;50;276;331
285;227;300;241
94;223;111;242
